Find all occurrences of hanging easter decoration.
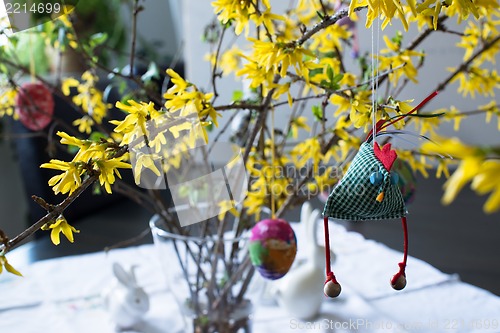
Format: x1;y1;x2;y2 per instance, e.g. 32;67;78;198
249;108;297;280
15;82;55;131
249;218;297;280
321;88;440;297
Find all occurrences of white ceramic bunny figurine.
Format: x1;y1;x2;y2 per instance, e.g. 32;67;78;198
274;202;335;320
103;262;150;331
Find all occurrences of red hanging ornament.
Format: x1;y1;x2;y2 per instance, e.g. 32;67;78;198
15;82;55;131
249;218;297;280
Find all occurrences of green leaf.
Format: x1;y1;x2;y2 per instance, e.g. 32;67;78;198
222;19;233;29
319;80;329;87
120;94;135;106
92;183;102;195
232;90;244;102
326;65;334;82
118;81;128;95
391;31;403;47
178;185;190;198
333;73;344;83
312;105;323;121
67;145;80;155
89;32;108;47
404;112;446;118
0;63;8;74
68;145;80;155
89;132;107;142
309;68;323;77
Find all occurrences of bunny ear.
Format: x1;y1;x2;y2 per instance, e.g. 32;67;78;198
113;262;134;287
308;209;321;246
301;202;312;223
129;265;138;285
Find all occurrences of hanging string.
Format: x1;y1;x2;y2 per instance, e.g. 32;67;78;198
270;108;276;219
29;34;36;82
371;19;376;146
371;4;382;147
375;12;381;121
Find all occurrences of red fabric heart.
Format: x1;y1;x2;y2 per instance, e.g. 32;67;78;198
374;142;398;171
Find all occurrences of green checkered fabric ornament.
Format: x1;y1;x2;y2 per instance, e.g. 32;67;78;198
322;141;409;298
321;92;440;298
323;142;407;220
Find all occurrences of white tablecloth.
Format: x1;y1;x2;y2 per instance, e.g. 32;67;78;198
1;222;499;333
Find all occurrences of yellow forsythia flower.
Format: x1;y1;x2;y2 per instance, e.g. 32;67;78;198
0;88;18;120
0;255;22;276
94;157;132;194
40;159;83;195
73;116;95;134
471;160;500;213
41;216;80;245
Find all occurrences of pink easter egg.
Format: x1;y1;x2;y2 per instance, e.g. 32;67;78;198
249;218;297;280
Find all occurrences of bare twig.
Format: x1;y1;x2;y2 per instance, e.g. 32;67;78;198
211;26;227;101
4;174;99;253
334;45;346;74
375;16;448;89
242;76;280;164
0;229;8;248
407;16;448;52
275;124;349;218
104;228;151;252
392;57;424;98
296;6;367;46
207;111;238;154
452;106;500;117
242;107;268;164
112;179;157;212
212;255;251;309
129;0;141;78
320;94;330;146
272;93;328;108
318;0;329;17
435;35;500;93
213;103;262;111
286;71;350;98
249;0;274;41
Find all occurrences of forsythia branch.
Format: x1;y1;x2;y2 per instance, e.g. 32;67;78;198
3;174;99;254
435;35;500;93
296;6;367;46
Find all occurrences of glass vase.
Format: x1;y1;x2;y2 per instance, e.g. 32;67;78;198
150;214;254;333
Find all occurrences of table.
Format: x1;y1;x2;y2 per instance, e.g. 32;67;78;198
1;222;499;333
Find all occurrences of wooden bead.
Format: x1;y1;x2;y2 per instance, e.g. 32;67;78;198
391;274;407;290
324;280;341;298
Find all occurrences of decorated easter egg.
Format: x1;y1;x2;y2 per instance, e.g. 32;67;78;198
15;82;55;131
249;218;297;280
393;159;416;204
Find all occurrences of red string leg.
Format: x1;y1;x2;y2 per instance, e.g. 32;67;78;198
323;216;341;298
391;217;408;290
